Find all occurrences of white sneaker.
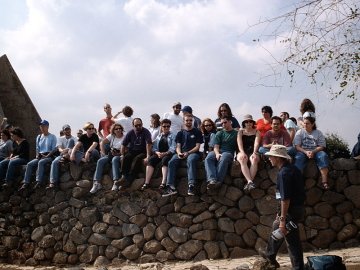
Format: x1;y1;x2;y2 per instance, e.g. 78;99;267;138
111;181;119;191
90;182;102;193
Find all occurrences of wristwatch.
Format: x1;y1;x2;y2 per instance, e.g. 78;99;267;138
279;216;285;221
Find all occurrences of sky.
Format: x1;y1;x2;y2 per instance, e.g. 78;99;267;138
0;0;359;147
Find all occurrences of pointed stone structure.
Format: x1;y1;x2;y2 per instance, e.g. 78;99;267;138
0;54;41;157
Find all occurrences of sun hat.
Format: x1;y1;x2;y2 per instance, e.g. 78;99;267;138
265;145;291;160
242;114;256;126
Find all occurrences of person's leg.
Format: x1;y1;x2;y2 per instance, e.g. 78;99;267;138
23;159;39;184
294;151;307;171
0;159;10;181
315;150;330;189
49;156;62;184
128;153;146;181
287;146;297;158
111;155;122;181
166;154;180;188
93;156;110;181
90;149;100;162
145;155;160;184
258;147;269;155
204;151;217;182
237;153;252;182
265;219;284;265
36;157;53;183
216;152;234;183
121;152;134;177
5;158;27;184
187;153;200;186
249;154;260;180
160;154;173;186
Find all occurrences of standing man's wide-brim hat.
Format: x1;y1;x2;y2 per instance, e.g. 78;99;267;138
265;145;291;160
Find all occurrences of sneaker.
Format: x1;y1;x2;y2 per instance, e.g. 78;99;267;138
162;186;177;197
244;181;255;191
207;180;217;190
90;182;102;194
18;183;29;191
141;183;149;190
33;182;44;190
111;181;119;191
187;185;195;196
46;183;57;190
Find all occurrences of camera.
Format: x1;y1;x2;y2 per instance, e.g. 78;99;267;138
271;221;297;241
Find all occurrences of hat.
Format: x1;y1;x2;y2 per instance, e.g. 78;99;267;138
39;120;49;126
62;124;71;130
265;145;291;160
173;102;181;107
182;105;193;114
242;114;255;126
303;111;316;119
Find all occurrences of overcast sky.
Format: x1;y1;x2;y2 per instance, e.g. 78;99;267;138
0;0;359;147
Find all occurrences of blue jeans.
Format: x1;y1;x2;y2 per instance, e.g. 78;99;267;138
167;153;200;187
294;151;329;171
73;149;100;165
0;158;27;183
93;155;122;181
24;157;53;184
259;146;297;157
49;156;62;184
204;151;234;183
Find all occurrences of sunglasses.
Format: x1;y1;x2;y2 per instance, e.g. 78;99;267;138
87;127;95;130
220;110;227;112
162;125;170;128
114;128;122;131
244;121;253;124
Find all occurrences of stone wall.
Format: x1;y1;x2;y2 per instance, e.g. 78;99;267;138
0;158;359;266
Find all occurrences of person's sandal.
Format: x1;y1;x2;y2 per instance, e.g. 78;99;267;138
321;182;330;190
141;183;149;190
159;183;166;190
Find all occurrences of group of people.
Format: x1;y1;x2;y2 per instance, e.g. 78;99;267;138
0;98;350;269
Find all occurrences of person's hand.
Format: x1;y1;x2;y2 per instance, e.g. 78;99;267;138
238;152;247;161
215;153;222;161
85;151;91;162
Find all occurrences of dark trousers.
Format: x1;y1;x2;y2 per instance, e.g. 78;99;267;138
266;206;305;270
121;151;145;183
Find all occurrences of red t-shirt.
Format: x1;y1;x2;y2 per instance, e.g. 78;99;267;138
98;117;114;137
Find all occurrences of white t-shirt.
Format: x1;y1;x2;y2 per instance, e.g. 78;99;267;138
149;126;160;142
106;134;124;150
163;112;183;135
294;129;326;151
57;136;77;149
115;117;133;134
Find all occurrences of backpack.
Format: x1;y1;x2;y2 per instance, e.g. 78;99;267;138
305;255;346;270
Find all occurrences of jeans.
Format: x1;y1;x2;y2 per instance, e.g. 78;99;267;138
24;157;53;184
259;146;297;157
167;153;200;187
294;151;329;171
73;149;100;165
0;158;27;183
93;155;122;181
121;151;145;182
266;206;304;270
204;151;234;183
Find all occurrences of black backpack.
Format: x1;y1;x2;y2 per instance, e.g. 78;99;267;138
305;255;346;270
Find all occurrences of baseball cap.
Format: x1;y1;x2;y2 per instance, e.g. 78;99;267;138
62;124;71;130
182;106;193;114
39;120;49;126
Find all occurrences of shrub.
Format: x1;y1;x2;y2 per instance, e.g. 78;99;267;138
325;133;351;159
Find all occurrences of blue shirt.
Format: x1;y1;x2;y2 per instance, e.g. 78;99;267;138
36;133;57;154
175;128;203;152
122;128;152;153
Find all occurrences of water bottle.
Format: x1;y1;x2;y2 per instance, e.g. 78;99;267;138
271;221;297;241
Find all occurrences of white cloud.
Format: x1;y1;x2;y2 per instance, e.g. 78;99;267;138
0;0;358;147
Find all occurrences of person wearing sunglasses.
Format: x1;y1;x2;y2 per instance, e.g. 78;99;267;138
90;123;125;193
200;118;217;158
70;122;100;165
119;118;152;189
142;119;176;190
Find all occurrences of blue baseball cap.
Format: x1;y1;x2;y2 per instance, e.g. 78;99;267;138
39;120;49;126
182;106;193;114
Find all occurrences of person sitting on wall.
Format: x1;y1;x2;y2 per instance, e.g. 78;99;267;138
0;127;30;189
46;124;77;190
0;129;13;162
200;118;217;159
90;123;125;193
18;120;57;191
119;118;152;189
280;111;297;143
294;112;330;190
142;119;176;190
70;122;100;165
259;116;296;157
205;116;238;191
162;114;203;197
351;132;360;159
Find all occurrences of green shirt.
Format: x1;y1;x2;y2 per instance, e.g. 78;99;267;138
214;129;238;153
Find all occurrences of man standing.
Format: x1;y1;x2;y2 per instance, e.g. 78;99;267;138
163;115;203;196
47;124;77;189
205;116;237;189
98;103;114;140
19;120;57;190
259;116;296;157
261;145;305;269
163;102;183;135
113;105;134;134
280;112;297;143
119;118;152;189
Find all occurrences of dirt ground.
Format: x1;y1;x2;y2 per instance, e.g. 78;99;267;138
1;247;360;269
